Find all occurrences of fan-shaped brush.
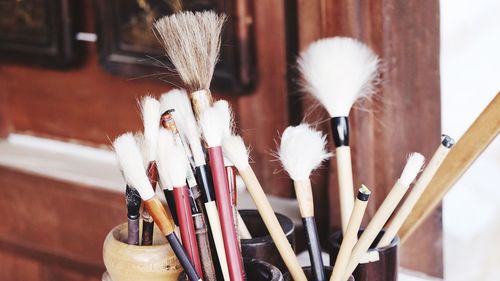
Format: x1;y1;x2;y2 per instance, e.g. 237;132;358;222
139;96;161;245
154;11;226;118
113;133;201;281
342;153;425;280
377;135;455;247
278;124;331;281
157;129;203;277
222;135;307;281
298;37;380;233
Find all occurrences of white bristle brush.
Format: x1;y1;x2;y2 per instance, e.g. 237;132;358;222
222;135;307;281
113;133;201;281
298;37;380;233
140;96;161;163
278;124;331;281
342;153;425;280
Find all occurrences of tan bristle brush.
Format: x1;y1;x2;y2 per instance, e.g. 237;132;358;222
139;96;161;245
377;135;455;247
222;135;307;281
277;124;331;281
113;133;201;281
329;185;371;281
342;153;425;280
298;37;380;233
154;11;226;118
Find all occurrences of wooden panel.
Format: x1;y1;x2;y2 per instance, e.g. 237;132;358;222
295;0;443;277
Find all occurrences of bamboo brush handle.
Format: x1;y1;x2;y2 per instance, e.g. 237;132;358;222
237;211;252;239
399;92;500;242
239;168;307;281
205;201;230;281
336;146;355;233
330;194;369;281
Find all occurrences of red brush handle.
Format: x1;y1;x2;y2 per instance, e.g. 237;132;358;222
173;186;203;277
208;147;244;281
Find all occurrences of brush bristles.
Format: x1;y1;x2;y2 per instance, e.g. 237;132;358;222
199;105;224;147
213;100;234;138
157;129;188;187
298;37;380;117
156;131;173;191
222;135;250;170
399;153;425;186
160;89;206;166
278;124;331;181
134;132;148;168
113;133;155;200
154;11;226;91
140;96;161;162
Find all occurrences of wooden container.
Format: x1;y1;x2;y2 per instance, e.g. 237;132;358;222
102;222;182;281
283;266;354;281
239;209;296;272
328;230;398;281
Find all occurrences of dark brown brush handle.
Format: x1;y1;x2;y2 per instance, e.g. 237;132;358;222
127;218;140;245
166;233;201;281
303;217;325;281
194;213;217;281
141;218;154;246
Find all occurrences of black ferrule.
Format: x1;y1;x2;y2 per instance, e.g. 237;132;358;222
330;116;350;147
302;217;326;281
441;134;455;148
357;190;371;201
125;185;141;219
195;165;215;202
163;189;179;225
141;221;154;246
166;233;201;281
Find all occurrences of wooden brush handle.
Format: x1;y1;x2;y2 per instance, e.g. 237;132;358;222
141;212;154;246
399;92;500;242
239;167;307;281
144;197;176;236
166;233;201;281
336;146;355;233
193;213;217;281
294;179;314;218
205;201;230;281
237;211;252;239
127;217;140;245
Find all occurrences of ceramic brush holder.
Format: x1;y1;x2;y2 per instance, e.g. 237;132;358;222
102;222;182;281
328;229;398;281
239;209;296;272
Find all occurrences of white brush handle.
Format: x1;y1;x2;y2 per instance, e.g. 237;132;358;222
336;146;355;233
239;167;307;281
330;196;368;281
342;180;410;280
205;201;230;281
377;145;451;247
237;211;252;239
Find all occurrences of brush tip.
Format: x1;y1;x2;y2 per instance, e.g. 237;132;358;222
399;152;425;186
140;96;161;162
222;135;249;170
157;129;188;187
199;105;224;147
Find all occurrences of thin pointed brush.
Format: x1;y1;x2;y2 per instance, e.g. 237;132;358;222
161;89;229;281
157;129;203;277
329;185;371;281
342;153;425;280
200;105;245;281
125;185;141;245
139;96;161;245
222;135;307;281
278;124;331;281
113;133;201;281
154;11;226;119
298;37;380;233
377;135;455;247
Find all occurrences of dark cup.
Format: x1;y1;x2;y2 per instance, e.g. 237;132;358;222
239;209;296;272
283;266;354;281
328;229;398;281
178;257;283;281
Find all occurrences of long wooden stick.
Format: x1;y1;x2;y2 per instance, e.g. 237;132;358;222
336;146;355;233
399;93;500;242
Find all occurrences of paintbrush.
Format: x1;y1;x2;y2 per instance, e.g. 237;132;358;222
125;185;141;245
222;135;307;281
399;92;499;241
157;129;203;277
298;37;380;233
377;135;455;247
278;124;331;281
160;89;223;281
342;153;425;280
329;185;371;281
113;133;201;281
139;96;161;246
154;11;226;119
199;105;245;281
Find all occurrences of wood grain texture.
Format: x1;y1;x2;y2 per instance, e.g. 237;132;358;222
295;0;443;277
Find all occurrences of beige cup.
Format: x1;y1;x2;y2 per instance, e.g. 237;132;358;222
103;222;182;281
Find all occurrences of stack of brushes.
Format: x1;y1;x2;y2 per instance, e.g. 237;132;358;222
110;9;472;281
